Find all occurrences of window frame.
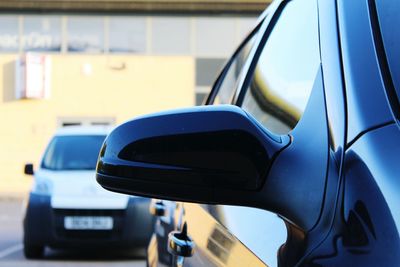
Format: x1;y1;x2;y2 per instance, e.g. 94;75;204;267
234;0;288;106
234;0;322;134
204;24;260;105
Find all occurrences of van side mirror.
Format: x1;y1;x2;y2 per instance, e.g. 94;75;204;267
96;105;289;206
24;163;34;175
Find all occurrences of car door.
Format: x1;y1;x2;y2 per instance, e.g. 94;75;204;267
301;0;400;264
165;14;272;267
146;12;269;267
177;0;327;266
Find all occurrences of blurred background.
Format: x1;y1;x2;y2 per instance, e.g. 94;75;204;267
0;0;268;266
0;0;267;196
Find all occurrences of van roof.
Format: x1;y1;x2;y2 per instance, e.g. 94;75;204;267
55;125;113;136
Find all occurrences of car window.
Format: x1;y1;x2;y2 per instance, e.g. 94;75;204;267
241;0;320;135
212;27;259;105
41;135;106;170
205;2;320;265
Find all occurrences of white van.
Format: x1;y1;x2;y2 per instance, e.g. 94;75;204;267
23;126;153;258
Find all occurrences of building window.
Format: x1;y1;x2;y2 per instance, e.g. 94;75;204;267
67;16;104;53
0;16;19;53
196;58;226;86
151;17;190;55
195;17;236;57
237;17;257;41
195;87;210;105
195;58;226;105
23;16;62;52
108;17;146;53
57;117;115;128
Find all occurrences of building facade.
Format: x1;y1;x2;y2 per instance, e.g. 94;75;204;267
0;1;268;195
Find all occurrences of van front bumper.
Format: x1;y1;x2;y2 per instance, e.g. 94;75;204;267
23;193;154;249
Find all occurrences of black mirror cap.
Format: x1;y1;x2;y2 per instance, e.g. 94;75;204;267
24;163;34;175
96;105;290;205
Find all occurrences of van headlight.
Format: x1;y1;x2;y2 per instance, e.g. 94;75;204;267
32;179;53;196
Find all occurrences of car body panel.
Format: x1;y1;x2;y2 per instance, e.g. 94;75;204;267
181;203;267;267
337;0;394;143
303;125;400;266
375;0;400;106
149;0;335;266
192;205;286;267
318;0;346;152
172;2;332;266
141;0;400;266
348;124;400;231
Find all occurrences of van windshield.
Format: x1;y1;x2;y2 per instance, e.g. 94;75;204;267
41;135;106;170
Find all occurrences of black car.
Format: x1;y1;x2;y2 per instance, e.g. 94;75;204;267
148;199;286;266
95;0;400;266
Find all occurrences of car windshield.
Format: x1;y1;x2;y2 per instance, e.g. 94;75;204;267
41;135;106;170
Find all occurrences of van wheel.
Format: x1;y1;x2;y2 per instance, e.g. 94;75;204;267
23;243;44;259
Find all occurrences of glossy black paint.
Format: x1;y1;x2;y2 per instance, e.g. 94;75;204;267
97;0;400;266
318;0;346;152
297;0;400;265
369;0;400;121
97;74;331;232
97;105;291;205
374;0;400;117
305;147;400;266
338;0;394;144
260;68;329;232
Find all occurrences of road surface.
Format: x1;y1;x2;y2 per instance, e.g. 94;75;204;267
0;199;146;267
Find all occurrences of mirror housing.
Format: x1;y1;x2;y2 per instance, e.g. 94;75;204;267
24;163;34;175
96;105;289;206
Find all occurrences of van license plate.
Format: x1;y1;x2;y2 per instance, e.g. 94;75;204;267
64;216;113;230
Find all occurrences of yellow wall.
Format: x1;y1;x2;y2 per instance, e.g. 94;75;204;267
0;54;195;195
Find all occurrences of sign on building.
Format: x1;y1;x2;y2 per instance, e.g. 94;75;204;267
15;53;51;99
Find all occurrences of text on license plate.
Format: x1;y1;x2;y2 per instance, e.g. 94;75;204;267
64;216;113;230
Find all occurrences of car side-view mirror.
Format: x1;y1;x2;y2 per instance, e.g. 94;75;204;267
96;105;290;206
24;163;34;175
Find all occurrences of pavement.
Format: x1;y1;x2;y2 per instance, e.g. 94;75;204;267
0;199;146;267
0;178;32;201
